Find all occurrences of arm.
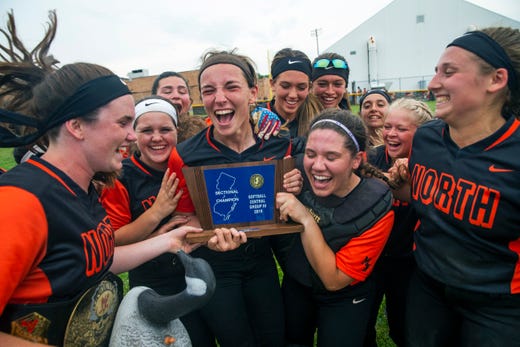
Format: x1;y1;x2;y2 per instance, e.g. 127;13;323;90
102;169;183;245
110;225;203;274
0;333;52;347
335;212;394;283
0;188;47;313
276;192;354;291
277;192;394;291
0;189;54;346
110;223;247;274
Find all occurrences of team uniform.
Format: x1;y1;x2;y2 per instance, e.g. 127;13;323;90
101;154;216;347
0;157;119;346
168;125;300;347
282;160;395;347
407;116;520;346
364;145;418;347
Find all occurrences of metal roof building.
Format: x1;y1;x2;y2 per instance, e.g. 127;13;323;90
325;0;520;92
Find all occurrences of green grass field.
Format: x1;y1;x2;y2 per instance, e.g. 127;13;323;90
0;148;15;170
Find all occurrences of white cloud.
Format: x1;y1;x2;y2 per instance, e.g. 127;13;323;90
1;0;517;77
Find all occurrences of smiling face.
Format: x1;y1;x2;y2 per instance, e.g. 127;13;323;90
270;70;310;121
312;75;346;109
360;94;390;131
134;112;177;171
428;46;491;126
383;107;418;160
199;63;257;138
81;94;136;173
304;128;361;197
156;76;192;116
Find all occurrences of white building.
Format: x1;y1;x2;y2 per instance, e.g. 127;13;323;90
326;0;520;92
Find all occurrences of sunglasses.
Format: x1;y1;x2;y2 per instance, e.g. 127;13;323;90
313;59;348;70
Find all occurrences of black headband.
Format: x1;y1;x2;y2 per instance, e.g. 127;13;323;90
271;57;312;80
311;66;349;84
359;89;392;106
0;75;131;147
448;31;518;90
198;56;256;88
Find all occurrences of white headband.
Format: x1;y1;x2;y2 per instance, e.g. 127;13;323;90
134;98;178;127
311;119;360;152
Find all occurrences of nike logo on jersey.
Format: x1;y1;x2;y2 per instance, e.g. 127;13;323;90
488;165;513;173
288;60;302;64
352;298;366;304
263;156;276;161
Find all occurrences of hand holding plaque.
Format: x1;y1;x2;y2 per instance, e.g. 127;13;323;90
183;158;303;243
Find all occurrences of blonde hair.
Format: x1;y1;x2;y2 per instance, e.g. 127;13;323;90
388;98;434;126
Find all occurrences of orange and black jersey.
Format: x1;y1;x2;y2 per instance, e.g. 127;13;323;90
285;177;394;290
409;116;520;294
102;155;167;230
0;157;113;312
101;154;185;293
368;145;418;257
168;124;302;214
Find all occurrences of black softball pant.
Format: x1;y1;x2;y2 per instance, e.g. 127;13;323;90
199;240;285;347
406;268;520;347
364;254;415;347
282;274;375;347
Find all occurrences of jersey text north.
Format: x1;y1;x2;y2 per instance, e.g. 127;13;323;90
411;164;499;229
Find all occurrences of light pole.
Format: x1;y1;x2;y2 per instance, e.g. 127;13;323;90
311;28;322;55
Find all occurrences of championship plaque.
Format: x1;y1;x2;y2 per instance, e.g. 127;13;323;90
183;158;303;243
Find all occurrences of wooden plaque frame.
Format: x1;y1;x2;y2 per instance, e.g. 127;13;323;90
183;158;302;243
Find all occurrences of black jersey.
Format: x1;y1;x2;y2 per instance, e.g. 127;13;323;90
103;155;166;230
285;177;394;289
0;157;113;307
101;155;185;293
368;145;418;257
409;117;520;294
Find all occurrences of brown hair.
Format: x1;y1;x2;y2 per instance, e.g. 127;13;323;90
271;48;321;137
479;27;520;118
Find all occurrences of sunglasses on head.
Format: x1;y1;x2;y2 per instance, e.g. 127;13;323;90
313;59;348;70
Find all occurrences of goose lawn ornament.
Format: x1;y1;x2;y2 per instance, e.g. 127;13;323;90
109;250;216;346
